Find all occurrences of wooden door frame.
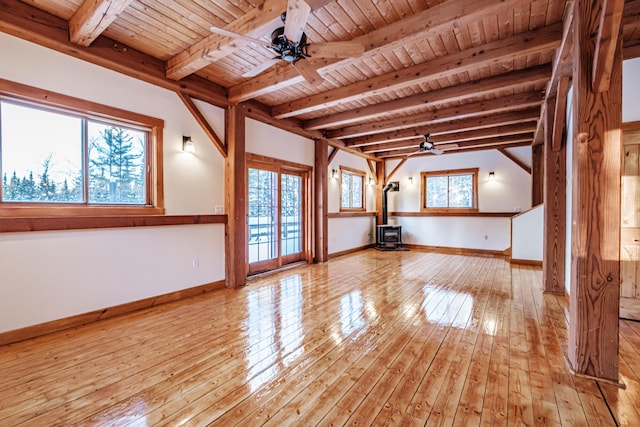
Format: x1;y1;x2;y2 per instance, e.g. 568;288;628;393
246;153;312;274
621;121;640;320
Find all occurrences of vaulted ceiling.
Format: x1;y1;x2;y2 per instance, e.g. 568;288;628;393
2;0;640;160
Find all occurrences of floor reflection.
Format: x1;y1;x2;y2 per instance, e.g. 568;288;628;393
420;284;474;329
340;290;365;336
245;275;304;392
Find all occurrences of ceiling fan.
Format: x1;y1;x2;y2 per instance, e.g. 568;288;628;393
412;134;459;156
210;0;364;86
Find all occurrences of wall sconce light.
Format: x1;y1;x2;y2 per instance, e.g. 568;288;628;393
331;169;338;179
489;171;495;181
182;136;196;153
368;177;374;185
408;176;413;184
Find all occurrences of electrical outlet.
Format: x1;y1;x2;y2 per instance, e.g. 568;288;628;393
484;235;488;240
192;258;200;268
214;206;223;214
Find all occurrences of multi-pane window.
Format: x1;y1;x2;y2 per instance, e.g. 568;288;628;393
340;167;365;211
0;81;162;215
421;168;478;212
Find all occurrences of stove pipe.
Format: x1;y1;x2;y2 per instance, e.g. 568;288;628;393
382;181;398;225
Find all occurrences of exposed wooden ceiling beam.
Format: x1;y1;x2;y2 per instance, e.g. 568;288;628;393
0;0;228;107
624;41;640;58
327;147;339;164
327;92;544;140
376;139;532;159
361;123;537;154
498;148;532;174
327;139;380;162
533;0;575;145
372;134;534;157
166;0;286;80
227;0;529;103
623;0;640;57
69;0;135;47
592;0;625;92
243;100;324;141
177;92;226;157
552;76;570;151
271;24;562;119
304;64;551;131
345;111;541;147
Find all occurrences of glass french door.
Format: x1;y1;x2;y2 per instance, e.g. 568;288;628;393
247;162;306;275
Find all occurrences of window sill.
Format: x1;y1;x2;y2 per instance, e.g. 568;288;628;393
329;212;377;218
390;211;516;218
0;214;226;233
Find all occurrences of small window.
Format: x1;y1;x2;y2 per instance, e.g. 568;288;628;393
421;168;478;212
340;167;365;211
0;80;163;216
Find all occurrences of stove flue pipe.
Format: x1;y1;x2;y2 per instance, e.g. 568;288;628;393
382;182;394;225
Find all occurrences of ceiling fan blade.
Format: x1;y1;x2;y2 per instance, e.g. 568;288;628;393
210;26;273;48
284;0;311;43
436;143;459;151
307;42;365;58
242;58;281;77
293;59;323;86
429;148;444;155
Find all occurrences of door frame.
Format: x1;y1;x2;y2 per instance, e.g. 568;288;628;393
621;121;640;320
246;153;312;275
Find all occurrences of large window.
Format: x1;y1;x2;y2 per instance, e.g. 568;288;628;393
340;167;365;211
0;80;163;216
420;168;478;212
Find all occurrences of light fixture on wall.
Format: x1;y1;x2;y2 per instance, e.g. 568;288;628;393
368;177;374;185
182;136;196;153
408;176;413;184
331;169;338;179
489;171;495;181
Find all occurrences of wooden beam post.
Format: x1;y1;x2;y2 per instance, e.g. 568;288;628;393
225;104;247;288
568;0;622;382
376;161;386;226
314;139;329;263
531;144;544;206
543;96;567;295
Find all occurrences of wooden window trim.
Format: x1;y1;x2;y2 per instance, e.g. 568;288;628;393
339;166;366;212
420;168;479;213
0;78;164;217
246;153;313;270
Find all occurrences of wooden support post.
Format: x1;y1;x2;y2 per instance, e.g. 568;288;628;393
531;144;544;206
376;161;385;226
568;0;622;382
314;139;329;263
543;96;567;295
225;104;247;288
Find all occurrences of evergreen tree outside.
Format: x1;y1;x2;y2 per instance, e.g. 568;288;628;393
1;99;149;205
88;124;145;204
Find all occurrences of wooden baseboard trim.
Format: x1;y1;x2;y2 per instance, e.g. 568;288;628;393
403;244;508;258
329;244;375;259
0;280;225;346
510;258;543;266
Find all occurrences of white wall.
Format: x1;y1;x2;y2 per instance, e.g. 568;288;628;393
328;150;376;213
246;118;314;166
386;150;531;251
623;57;640;123
565;85;574;296
327;150;377;254
390;150;531;213
0;33;227;333
512;204;544;261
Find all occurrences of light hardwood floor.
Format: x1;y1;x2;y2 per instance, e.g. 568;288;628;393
1;249;639;426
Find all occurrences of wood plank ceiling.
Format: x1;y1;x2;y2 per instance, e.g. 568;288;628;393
6;0;640;160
